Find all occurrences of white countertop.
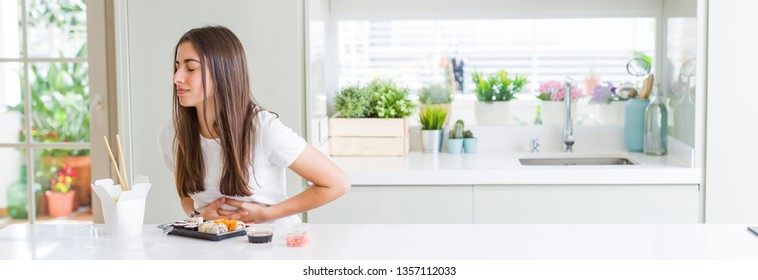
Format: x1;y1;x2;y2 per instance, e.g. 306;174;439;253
1;224;756;260
331;151;700;185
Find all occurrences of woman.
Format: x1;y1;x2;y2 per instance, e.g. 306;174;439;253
159;25;349;224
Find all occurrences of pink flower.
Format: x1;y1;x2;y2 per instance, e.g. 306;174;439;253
538;80;581;101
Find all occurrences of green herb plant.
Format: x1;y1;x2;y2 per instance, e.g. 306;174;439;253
471;70;528;103
335;84;371;118
418;83;452;105
335;79;416;119
419;106;448;130
366;79;416;118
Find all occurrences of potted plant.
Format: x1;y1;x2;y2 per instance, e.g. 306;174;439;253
418;105;447;153
9;52;92;212
462;129;478;153
334;84;371;118
447;120;465;154
589;81;628;125
329;79;416;156
5;164;44;219
45;164;78;217
418;83;453;125
472;70;527;125
536;80;580;126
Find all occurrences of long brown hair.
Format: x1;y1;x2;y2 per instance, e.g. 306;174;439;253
173;26;263;198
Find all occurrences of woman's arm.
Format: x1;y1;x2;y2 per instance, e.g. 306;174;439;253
180;196;196;216
222;144;350;223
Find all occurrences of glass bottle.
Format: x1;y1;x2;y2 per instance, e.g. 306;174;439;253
6;165;43;219
644;84;668;155
673;79;696;147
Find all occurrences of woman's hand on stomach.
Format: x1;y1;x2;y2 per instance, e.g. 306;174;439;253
201;198;248;220
217;198;269;224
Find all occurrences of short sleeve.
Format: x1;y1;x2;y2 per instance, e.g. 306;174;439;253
259;112;307;168
158;119;175;171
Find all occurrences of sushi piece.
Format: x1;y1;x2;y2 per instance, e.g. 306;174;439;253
184;223;199;231
214;218;244;231
209;223;228;234
198;221;215;233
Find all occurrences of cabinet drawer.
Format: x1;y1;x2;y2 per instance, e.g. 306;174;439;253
308;186;473;223
473;185;700;223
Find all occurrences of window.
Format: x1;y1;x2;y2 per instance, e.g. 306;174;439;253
336;18;656;125
0;0;90;225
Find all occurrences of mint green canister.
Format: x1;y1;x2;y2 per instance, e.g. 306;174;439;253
624;98;650;152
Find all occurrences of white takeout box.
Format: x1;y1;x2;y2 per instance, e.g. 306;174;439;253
92;175;151;237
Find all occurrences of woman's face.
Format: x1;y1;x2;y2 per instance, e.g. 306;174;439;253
173;41;213;107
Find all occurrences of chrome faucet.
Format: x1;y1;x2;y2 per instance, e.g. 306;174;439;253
530;137;540;153
563;79;574;152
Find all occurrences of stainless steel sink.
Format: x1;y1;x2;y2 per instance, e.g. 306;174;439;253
519;157;636;166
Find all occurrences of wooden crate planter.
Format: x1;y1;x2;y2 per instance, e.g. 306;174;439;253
329;115;410;156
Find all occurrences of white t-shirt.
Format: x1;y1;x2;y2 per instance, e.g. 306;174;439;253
158;111;306;224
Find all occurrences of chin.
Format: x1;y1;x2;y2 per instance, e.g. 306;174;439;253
178;97;196;107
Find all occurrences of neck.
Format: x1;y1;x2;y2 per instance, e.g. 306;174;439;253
195;99;218;139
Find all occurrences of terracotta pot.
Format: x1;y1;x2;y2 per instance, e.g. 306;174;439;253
46;190;76;217
42;155;92;210
61;155;91;210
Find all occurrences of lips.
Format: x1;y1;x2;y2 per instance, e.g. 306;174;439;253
177;88;189;95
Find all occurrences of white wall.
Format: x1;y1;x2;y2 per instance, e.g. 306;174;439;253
705;0;758;222
117;0;305;223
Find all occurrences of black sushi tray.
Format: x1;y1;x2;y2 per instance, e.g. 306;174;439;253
158;223;246;241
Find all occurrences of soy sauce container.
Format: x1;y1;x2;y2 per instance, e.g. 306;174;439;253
246;225;274;243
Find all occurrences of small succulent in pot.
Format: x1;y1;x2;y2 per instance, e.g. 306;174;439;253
447;120;465;154
462;129;478;153
448;120;465;139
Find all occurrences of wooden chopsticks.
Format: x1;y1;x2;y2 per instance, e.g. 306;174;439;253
103;135;130;191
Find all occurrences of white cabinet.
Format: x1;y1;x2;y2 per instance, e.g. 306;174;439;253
473;185;700;223
309;184;700;224
307;186;473;223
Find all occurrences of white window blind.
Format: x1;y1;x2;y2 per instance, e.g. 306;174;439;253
337;18;656;96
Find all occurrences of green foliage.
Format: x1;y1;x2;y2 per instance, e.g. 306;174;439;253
471;70;528;103
463;130;474;138
449;120;465;139
366;79;416;118
27;0;87;32
418;106;447;130
335;85;371;118
8;0;89;157
13;56;90;157
334;79;416;118
418;83;452;105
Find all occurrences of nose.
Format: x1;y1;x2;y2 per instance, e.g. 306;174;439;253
173;70;184;85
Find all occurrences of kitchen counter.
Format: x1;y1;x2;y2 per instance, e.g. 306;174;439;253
331;151;700;185
1;224;756;260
